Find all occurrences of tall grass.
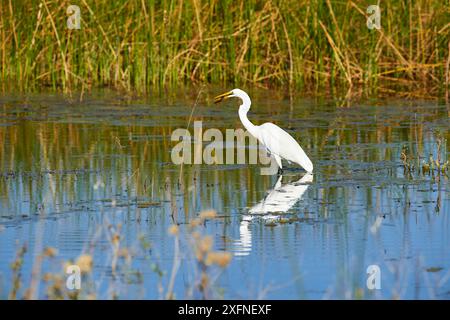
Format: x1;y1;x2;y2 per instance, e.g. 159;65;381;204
0;0;449;96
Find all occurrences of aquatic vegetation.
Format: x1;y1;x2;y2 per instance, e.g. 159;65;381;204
8;244;27;300
401;135;449;177
75;255;93;274
168;209;232;299
0;1;449;96
3;209;232;300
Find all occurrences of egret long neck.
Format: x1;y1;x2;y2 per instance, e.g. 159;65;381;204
238;105;259;139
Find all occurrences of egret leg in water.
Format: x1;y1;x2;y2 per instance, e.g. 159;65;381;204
214;89;313;174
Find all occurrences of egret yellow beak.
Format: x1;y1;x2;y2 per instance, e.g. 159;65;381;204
214;91;233;104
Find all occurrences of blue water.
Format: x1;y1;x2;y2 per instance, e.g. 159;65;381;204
0;91;449;299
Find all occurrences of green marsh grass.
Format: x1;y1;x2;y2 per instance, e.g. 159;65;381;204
0;0;449;96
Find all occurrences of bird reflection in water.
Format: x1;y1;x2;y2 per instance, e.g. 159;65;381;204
233;173;313;257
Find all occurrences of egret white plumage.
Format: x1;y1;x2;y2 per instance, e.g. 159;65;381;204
214;89;313;174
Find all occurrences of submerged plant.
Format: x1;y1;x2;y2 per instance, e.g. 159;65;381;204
400;135;449;178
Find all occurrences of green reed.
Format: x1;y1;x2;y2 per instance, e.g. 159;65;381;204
0;0;449;96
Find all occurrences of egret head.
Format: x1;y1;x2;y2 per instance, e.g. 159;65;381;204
214;88;250;104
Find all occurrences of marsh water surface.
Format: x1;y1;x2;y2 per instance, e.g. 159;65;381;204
0;90;449;299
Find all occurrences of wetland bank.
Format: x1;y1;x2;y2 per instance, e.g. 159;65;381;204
0;89;448;299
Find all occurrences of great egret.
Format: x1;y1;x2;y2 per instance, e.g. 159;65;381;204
214;88;313;173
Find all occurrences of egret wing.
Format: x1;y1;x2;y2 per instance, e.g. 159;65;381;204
258;122;313;172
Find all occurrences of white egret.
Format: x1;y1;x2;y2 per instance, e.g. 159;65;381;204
214;88;313;173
